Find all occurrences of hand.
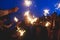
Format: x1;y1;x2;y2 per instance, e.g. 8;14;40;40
11;7;19;12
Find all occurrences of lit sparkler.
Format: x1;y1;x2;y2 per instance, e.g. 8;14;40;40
43;9;49;16
17;27;26;36
24;10;30;16
24;11;38;24
14;17;18;22
30;18;37;24
45;21;51;27
24;0;32;7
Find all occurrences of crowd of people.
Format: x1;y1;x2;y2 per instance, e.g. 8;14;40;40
0;7;60;40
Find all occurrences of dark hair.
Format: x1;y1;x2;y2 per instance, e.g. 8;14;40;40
0;15;10;20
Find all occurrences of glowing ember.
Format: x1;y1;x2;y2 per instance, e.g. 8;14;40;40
43;9;49;16
24;0;32;7
24;11;30;16
31;18;37;24
24;11;38;24
45;22;51;27
14;17;18;22
17;27;26;36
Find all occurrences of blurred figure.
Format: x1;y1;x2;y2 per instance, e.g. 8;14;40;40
52;18;60;40
37;25;48;40
40;26;48;40
0;7;19;40
0;7;19;29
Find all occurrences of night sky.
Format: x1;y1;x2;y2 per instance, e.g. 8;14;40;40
0;0;60;19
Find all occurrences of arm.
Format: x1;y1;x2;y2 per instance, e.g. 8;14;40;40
3;23;13;28
0;7;19;17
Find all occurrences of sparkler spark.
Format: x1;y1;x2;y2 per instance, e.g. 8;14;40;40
45;21;51;27
14;17;18;22
24;11;38;24
31;18;37;24
43;9;49;16
17;27;26;36
24;11;30;16
24;0;32;7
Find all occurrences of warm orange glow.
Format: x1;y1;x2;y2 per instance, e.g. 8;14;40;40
55;3;60;9
24;11;30;16
24;11;38;24
45;21;51;27
14;17;18;22
17;27;26;36
31;18;37;24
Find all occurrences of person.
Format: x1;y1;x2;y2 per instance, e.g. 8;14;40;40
0;7;19;30
37;25;48;40
0;7;19;40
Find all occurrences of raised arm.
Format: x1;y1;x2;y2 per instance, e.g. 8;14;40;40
0;7;19;17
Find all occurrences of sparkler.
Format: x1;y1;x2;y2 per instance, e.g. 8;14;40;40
14;17;26;37
17;27;26;36
43;9;49;16
14;17;18;22
24;0;32;7
45;21;51;27
24;11;38;24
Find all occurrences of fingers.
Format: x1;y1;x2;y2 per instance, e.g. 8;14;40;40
11;7;19;12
